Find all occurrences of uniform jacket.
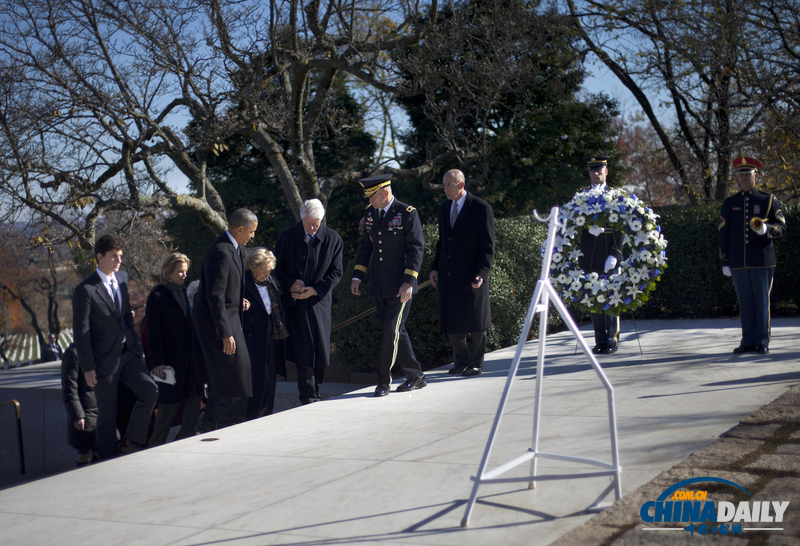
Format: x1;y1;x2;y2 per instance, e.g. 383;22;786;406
354;198;424;299
72;269;143;377
274;222;343;368
719;188;787;269
577;187;624;274
145;283;197;404
431;192;495;334
192;233;252;398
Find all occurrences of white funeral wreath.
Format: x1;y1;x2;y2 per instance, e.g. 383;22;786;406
548;186;668;314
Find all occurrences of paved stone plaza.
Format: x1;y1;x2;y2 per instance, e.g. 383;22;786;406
0;317;798;545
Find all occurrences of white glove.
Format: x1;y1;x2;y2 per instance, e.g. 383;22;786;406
604;255;618;272
754;222;767;235
588;225;604;237
722;266;732;277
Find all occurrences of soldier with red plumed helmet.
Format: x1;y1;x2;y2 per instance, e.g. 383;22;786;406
719;155;787;354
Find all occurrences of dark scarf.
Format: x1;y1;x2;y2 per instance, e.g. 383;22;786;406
258;278;289;340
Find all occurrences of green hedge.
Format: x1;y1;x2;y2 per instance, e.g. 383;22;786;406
329;202;798;376
330;216;559;375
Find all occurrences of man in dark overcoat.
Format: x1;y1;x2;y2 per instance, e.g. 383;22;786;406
274;199;343;404
72;234;158;458
719;155;787;354
351;174;426;397
430;169;495;377
578;156;624;354
193;208;258;431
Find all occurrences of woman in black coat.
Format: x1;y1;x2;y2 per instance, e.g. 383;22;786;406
145;252;202;445
243;247;288;420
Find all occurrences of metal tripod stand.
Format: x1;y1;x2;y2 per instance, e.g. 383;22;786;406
461;206;622;527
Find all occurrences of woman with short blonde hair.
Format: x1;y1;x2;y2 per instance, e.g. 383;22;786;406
243;247;288;419
160;253;191;285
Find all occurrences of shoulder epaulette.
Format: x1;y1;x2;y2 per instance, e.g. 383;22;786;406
365;204;371;210
406;205;415;212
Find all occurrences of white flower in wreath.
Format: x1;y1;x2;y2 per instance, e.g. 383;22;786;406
568;249;583;261
608;212;619;223
627;284;643;298
574;216;586;227
552;252;563;263
608;291;625;306
629;218;643;231
580;293;593;306
557;273;568;284
633;231;649;247
597;294;607;303
570;279;583;291
568;269;583;281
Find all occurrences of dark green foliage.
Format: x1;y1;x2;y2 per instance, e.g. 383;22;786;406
329;202;798;378
632;202;798;318
330;216;559;375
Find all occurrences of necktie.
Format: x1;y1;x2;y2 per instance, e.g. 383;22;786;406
450;202;459;228
111;279;121;313
379;209;385;223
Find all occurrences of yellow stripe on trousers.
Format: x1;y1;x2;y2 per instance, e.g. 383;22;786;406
389;300;406;372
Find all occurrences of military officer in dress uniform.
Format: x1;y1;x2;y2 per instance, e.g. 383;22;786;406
351;174;427;397
580;156;624;354
719;155;787;354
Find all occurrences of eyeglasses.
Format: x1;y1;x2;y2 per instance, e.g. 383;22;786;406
443;182;462;188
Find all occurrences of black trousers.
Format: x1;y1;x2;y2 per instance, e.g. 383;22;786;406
591;312;620;348
374;296;423;387
448;331;487;369
94;348;158;459
296;366;325;404
197;395;247;432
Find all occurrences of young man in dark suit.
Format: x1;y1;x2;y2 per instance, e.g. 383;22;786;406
193;208;258;431
430;169;495;377
351;174;426;397
72;234;158;459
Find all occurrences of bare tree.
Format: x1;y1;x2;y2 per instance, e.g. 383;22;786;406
565;0;776;202
0;0;444;250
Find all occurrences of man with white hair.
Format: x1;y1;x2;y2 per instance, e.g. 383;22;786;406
274;198;343;404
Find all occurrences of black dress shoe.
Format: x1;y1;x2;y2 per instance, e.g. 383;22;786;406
757;345;770;354
119;439;145;454
449;364;467;375
396;375;427;392
600;345;618;354
374;385;390;397
462;366;482;376
592;345;603;355
733;345;757;354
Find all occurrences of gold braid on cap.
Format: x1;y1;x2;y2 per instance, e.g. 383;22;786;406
363;180;391;197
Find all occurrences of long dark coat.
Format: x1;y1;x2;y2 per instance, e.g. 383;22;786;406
192;233;252;398
431;192;495;334
274;222;343;368
145;283;196;404
243;271;287;417
60;344;97;451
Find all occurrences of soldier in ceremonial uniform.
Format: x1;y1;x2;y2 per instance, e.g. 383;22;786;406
579;156;624;354
719;155;787;354
351;174;427;397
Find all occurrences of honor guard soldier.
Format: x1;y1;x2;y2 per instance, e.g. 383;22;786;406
350;174;427;397
580;156;624;354
719;155;787;354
